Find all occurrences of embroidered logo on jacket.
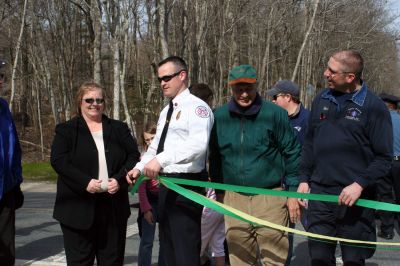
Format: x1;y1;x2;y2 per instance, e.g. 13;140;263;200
294;126;302;132
344;107;362;121
195;106;209;118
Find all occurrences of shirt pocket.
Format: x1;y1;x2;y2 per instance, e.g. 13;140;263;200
169;109;189;137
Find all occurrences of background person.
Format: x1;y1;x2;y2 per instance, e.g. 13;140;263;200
209;64;301;265
137;121;165;266
267;79;310;266
0;59;24;265
267;80;310;145
190;83;214;108
297;50;393;266
51;82;140;265
126;56;214;266
376;93;400;240
190;83;226;266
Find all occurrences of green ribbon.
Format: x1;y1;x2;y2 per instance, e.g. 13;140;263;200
129;175;146;194
161;177;400;212
131;175;400;212
130;175;400;249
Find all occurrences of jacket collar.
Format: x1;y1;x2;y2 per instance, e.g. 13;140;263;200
321;81;367;107
228;93;262;116
171;88;190;107
76;114;112;148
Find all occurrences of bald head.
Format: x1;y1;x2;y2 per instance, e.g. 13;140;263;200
331;50;364;80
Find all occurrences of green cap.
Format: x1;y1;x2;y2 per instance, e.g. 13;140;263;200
228;65;257;86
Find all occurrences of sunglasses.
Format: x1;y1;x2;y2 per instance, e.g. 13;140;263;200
272;93;286;101
83;98;104;104
157;70;185;83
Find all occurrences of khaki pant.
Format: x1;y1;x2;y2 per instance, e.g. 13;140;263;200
224;190;289;266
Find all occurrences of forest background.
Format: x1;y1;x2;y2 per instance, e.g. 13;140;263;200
0;0;399;163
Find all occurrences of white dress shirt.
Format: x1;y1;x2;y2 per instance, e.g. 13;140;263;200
135;88;214;173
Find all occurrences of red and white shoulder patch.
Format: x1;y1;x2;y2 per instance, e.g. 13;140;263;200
195;106;209;118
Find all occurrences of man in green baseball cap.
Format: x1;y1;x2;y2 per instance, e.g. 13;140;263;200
209;64;301;265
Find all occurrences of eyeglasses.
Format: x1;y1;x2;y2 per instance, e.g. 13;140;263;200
326;67;352;77
272;93;286;101
158;70;185;83
83;98;104;104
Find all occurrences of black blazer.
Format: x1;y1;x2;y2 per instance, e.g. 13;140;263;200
51;115;140;230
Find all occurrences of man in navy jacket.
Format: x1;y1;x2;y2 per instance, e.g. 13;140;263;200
267;79;310;266
297;50;392;266
0;59;23;265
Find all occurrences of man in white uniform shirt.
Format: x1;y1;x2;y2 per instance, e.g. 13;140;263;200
127;56;214;266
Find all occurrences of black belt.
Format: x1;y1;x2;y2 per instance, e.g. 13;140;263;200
394;156;400;161
159;172;206;194
159;172;206;180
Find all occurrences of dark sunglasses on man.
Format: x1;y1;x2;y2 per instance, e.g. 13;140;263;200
83;98;104;104
157;69;185;83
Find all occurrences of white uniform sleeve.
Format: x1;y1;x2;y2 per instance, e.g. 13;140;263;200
156;104;214;168
134;106;167;172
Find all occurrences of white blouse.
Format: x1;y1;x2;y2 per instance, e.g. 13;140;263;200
91;130;109;192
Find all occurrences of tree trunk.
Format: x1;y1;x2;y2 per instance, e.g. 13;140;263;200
91;0;102;83
10;0;28;111
35;79;45;160
291;0;320;81
158;0;169;59
112;40;121;119
120;30;136;137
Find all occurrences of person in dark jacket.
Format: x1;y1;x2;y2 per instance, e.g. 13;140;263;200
209;64;301;265
267;80;310;146
267;79;310;266
297;50;393;266
51;82;140;266
0;59;24;266
376;93;400;240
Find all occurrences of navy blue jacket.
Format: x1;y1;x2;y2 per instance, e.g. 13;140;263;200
289;104;310;146
299;83;392;188
0;98;22;200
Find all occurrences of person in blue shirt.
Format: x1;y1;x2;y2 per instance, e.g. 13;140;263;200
267;79;310;266
267;80;309;146
0;59;24;265
376;93;400;240
297;50;393;266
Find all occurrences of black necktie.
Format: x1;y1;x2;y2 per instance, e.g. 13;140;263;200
157;101;174;154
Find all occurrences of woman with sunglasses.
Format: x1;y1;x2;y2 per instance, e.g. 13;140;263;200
51;82;140;265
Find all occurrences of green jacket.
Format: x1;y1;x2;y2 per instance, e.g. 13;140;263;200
209;95;301;191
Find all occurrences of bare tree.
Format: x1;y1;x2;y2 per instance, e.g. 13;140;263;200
9;0;27;111
291;0;320;81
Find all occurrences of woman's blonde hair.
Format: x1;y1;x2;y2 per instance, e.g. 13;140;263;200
74;82;107;117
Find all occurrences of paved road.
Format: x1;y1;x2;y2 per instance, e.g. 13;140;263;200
15;182;400;265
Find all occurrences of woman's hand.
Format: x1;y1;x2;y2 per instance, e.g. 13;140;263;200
86;179;102;193
108;178;120;194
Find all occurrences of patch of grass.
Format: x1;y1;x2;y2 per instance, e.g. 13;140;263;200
22;162;57;182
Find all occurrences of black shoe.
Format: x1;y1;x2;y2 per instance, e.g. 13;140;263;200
378;231;394;240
